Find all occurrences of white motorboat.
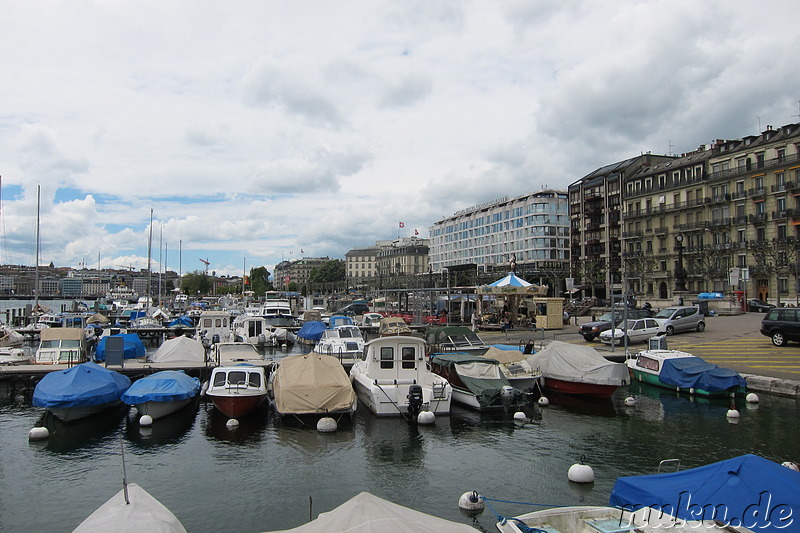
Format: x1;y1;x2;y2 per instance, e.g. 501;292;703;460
197;310;233;346
205;365;269;419
312;325;365;370
233;315;270;346
0;347;30;365
495;505;753;532
211;341;264;364
350;336;452;417
121;370;201;420
33;327;88;365
0;325;24;347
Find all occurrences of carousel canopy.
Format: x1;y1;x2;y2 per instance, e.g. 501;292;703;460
478;272;548;295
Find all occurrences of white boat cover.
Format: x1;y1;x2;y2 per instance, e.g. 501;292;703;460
149;336;206;363
72;483;187;533
526;340;628;386
266;491;476;532
272;354;356;415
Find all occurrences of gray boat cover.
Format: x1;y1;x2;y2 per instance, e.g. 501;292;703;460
271;354;356;415
526;340;628;386
266;491;477;532
149;335;206;363
72;483;187;533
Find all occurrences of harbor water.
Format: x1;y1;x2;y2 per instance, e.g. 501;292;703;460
2;335;799;533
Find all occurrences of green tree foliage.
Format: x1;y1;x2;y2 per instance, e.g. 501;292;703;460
309;260;346;284
180;270;211;296
249;266;272;295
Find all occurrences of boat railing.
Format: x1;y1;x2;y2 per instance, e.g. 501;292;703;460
657;458;681;472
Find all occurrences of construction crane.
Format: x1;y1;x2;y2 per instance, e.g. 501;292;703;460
199;258;210;274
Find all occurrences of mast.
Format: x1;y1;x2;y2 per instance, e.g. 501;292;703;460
34;186;40;316
147;208;153;308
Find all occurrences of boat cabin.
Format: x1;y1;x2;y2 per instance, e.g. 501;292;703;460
34;328;87;365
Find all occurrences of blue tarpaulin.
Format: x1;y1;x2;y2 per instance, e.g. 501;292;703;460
169;316;193;327
32;362;131;408
609;454;800;531
94;333;146;362
297;321;326;342
659;356;746;392
121;370;200;404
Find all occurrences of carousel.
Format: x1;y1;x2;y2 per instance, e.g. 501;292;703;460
477;272;563;330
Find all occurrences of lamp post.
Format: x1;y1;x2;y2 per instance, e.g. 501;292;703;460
674;233;688;294
442;267;450;326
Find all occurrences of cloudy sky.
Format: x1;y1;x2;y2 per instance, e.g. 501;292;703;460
1;1;798;278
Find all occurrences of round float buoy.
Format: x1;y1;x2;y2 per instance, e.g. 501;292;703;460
782;461;799;472
746;393;760;404
513;411;526;421
458;491;485;514
726;408;740;419
317;417;337;433
417;411;435;425
624;396;637;407
568;462;595;484
28;427;49;441
226;418;240;429
538;396;549;406
139;414;153;427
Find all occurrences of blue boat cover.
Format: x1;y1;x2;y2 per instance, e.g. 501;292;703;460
609;454;800;531
32;362;131;408
297;321;326;342
658;356;746;392
328;315;354;328
121;370;200;404
94;333;146;362
169;315;193;327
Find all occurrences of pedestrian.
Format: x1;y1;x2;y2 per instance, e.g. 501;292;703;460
471;310;480;332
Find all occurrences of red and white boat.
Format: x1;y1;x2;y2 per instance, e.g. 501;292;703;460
525;340;629;398
205;365;268;418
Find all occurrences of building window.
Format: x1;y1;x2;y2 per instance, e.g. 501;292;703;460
779;277;789;294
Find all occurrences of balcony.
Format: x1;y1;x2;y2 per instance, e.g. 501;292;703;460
749;187;766;198
773;210;789;221
708;217;732;229
654;226;668;235
748;213;767;224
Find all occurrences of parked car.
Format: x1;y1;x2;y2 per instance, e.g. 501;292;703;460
653;305;705;335
598;317;666;345
748;299;775;313
579;308;654;341
334;302;370;316
760;307;800;346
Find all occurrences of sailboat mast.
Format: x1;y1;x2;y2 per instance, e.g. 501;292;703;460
34;186;40;314
147;208;153;308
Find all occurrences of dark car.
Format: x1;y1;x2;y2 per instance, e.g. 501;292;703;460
748;299;775;313
760;307;800;346
579;308;654;341
334;302;370;316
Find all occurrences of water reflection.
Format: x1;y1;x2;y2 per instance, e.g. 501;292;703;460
201;401;269;446
124;399;199;448
30;405;127;454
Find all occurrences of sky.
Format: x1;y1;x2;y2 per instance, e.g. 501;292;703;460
1;0;799;279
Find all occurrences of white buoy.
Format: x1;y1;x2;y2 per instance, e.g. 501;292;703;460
726;408;740;419
568;462;595;484
624;396;637;407
317;417;338;433
226;418;240;429
417;411;436;425
782;461;800;472
746;393;760;404
513;411;526;421
139;414;154;427
28;427;49;441
458;491;485;514
538;396;549;406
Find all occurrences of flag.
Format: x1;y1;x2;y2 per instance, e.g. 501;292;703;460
414;229;419;236
243;275;250;285
301;249;304;253
399;222;405;228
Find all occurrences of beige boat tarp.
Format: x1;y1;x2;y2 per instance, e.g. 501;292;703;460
149;335;206;363
266;491;477;533
272;354;356;415
482;346;525;364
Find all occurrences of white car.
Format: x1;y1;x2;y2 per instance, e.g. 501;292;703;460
599;317;665;345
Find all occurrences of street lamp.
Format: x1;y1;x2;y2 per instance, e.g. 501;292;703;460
674;233;688;293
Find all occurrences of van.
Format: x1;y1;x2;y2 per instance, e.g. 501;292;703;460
760;308;800;346
653;305;705;335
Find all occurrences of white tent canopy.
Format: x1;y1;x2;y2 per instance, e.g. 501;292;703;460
266;492;477;533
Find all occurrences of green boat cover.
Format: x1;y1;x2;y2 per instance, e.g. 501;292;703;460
431;353;525;408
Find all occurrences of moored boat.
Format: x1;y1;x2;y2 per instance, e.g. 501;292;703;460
312;325;365;370
525;341;629;398
205;365;268;418
350;336;451;417
33;327;88;365
430;352;526;411
426;326;488;353
0;347;30;365
32;362;131;422
72;482;187;533
480;346;542;393
270;353;357;419
626;349;747;397
121;370;201;420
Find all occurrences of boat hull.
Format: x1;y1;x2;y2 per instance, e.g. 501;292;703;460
134;398;193;420
542;377;619;398
49;400;122;422
629;368;742;397
351;376;452;417
208;392;267;418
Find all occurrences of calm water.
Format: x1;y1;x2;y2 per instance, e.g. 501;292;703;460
2;343;800;532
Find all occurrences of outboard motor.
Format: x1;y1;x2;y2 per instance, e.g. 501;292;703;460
500;385;515;405
407;384;424;418
212;334;220;345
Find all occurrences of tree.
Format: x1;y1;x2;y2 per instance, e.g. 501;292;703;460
249;266;271;295
578;258;606;299
751;237;799;307
309;260;346;284
687;246;730;292
180;270;211;296
623;251;657;295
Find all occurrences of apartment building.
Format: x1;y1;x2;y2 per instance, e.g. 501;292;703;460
569;155;676;300
429;189;570;276
273;257;330;291
375;237;429;278
344;246;379;286
621;123;800;304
